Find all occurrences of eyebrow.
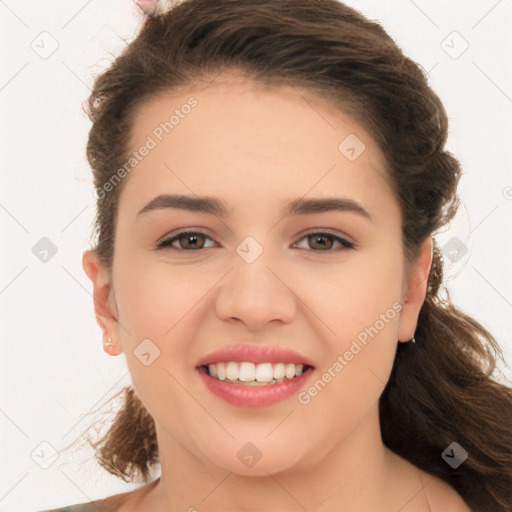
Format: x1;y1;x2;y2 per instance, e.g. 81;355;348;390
137;194;373;221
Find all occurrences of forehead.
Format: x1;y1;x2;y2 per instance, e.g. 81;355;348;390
120;73;395;219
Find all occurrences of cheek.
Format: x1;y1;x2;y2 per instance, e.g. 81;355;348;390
303;263;403;430
300;249;403;337
310;250;403;391
113;236;404;347
113;256;215;351
114;265;173;333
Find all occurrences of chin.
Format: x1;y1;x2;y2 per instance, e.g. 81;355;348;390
201;442;303;477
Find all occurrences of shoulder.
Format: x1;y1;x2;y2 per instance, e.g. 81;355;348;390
421;472;472;512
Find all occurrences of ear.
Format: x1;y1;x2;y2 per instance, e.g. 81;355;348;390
82;250;122;356
397;236;434;343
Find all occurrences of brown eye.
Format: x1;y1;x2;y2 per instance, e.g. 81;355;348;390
155;230;354;252
308;233;334;250
177;233;206;250
295;232;355;251
156;231;215;251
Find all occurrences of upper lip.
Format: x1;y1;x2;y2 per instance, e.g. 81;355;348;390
196;344;315;367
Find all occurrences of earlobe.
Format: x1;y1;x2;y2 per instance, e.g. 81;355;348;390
397;236;434;343
82;250;122;355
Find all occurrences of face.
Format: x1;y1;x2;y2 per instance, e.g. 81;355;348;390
83;70;432;477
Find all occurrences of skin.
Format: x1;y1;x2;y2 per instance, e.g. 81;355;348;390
83;70;470;511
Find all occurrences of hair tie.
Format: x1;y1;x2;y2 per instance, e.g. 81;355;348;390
134;0;161;18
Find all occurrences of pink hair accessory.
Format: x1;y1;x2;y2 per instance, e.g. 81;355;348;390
134;0;161;18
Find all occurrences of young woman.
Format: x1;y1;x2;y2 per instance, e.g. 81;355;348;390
40;0;512;510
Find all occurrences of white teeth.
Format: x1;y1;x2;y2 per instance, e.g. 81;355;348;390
255;363;274;382
285;363;296;379
238;362;256;382
204;361;309;383
273;363;285;380
225;361;238;381
216;362;226;381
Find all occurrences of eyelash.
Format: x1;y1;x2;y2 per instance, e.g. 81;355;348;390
155;229;355;252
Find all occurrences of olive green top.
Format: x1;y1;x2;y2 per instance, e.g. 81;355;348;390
37;504;101;512
36;478;160;511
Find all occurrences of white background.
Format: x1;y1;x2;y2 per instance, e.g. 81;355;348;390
1;1;511;511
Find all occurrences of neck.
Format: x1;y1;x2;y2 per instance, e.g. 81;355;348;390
135;403;426;512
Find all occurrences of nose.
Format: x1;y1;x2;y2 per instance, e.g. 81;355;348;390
215;250;298;331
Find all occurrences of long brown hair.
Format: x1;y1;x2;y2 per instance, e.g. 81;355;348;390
77;1;512;510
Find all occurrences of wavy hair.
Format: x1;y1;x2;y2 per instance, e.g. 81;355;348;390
75;1;512;510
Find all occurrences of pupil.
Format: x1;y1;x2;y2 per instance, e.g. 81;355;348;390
183;234;203;249
311;234;331;250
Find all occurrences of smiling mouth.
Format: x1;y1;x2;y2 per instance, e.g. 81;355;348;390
198;361;314;386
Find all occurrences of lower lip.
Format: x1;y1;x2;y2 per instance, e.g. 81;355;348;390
197;367;314;408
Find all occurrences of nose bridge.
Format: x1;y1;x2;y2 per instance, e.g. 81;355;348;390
215;234;297;328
